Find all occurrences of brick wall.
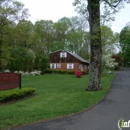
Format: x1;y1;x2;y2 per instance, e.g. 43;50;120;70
50;63;88;72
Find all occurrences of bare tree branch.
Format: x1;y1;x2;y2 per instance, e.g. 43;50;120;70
104;0;122;8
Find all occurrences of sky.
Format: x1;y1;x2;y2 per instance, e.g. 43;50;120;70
20;0;130;33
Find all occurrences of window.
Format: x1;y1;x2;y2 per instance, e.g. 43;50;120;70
50;63;56;69
67;63;74;69
79;64;83;71
79;64;83;69
60;52;67;58
57;63;61;68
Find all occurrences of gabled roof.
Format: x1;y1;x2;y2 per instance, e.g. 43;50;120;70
50;50;89;64
68;51;89;64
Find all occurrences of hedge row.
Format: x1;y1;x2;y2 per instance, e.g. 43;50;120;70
0;88;36;103
45;69;88;75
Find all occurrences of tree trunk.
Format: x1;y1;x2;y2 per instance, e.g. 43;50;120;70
86;0;102;91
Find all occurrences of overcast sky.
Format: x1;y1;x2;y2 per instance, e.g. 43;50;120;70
20;0;130;33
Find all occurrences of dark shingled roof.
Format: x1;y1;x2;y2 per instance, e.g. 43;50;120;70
67;51;89;64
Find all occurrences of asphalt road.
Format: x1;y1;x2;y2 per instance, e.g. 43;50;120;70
12;67;130;130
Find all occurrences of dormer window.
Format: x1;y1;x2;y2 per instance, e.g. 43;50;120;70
60;51;67;58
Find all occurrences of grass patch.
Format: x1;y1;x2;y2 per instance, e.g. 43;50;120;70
0;73;115;130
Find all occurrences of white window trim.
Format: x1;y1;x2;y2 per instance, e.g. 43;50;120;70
67;63;74;69
60;52;67;58
57;63;61;68
50;63;56;69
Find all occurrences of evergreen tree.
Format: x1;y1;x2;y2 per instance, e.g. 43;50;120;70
40;57;48;74
33;56;40;70
8;60;15;72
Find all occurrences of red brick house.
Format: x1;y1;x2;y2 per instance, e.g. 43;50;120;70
49;50;89;72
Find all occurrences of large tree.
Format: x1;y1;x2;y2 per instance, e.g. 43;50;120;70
119;25;130;66
14;20;33;48
73;0;130;91
67;16;84;54
101;25;119;55
53;17;72;51
86;0;102;90
0;0;29;56
32;20;54;57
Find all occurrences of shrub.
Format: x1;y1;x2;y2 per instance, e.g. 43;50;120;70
60;70;67;74
67;71;75;75
51;70;57;73
75;70;82;78
45;69;53;74
82;71;87;75
52;70;61;74
0;88;36;103
4;69;10;72
57;70;62;74
30;70;41;76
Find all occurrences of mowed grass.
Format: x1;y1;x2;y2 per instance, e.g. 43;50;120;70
0;73;115;130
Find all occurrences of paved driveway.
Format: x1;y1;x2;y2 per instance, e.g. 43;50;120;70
13;68;130;130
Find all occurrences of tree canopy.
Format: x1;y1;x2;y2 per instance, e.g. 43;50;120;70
119;25;130;66
0;0;29;57
0;0;127;81
73;0;130;91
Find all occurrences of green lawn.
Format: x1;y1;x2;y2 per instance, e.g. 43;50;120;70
0;73;116;130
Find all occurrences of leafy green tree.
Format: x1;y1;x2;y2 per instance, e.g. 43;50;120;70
78;32;90;60
53;17;71;51
119;26;130;66
73;0;124;26
32;20;54;56
34;56;40;70
0;0;29;56
67;28;84;54
101;25;119;55
85;0;102;90
53;22;65;50
67;16;87;54
73;0;130;91
40;57;48;74
9;47;35;71
8;59;15;72
14;20;33;48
